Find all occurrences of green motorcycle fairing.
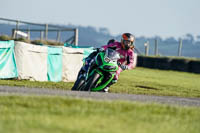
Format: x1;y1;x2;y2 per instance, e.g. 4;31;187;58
89;52;119;91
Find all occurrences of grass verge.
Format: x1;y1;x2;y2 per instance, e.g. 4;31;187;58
0;95;200;133
111;67;200;97
0;67;200;98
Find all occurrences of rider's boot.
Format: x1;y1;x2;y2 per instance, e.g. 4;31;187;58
103;79;117;93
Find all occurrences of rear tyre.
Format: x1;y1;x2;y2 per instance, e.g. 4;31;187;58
84;72;101;91
71;77;85;91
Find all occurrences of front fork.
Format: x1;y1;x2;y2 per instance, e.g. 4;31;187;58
77;58;95;80
91;69;115;91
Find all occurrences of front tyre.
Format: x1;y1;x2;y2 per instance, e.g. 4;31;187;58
71;77;85;91
84;72;101;91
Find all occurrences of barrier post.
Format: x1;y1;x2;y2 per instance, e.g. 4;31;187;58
155;39;158;56
27;28;30;40
56;30;61;42
144;41;149;56
178;38;183;56
45;24;48;40
40;31;44;41
16;20;19;38
74;28;78;46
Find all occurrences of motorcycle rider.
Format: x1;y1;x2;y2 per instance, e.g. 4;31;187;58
102;33;136;92
81;33;136;92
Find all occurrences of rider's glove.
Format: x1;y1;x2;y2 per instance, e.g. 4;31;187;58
120;65;128;70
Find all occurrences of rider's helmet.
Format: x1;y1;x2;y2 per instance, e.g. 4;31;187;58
121;33;135;50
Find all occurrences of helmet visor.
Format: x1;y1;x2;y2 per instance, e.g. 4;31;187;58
123;40;133;47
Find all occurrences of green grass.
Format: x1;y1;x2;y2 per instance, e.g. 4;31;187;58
111;67;200;97
0;95;200;133
1;67;200;98
0;79;74;90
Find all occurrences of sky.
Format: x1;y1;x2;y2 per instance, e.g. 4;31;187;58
0;0;200;39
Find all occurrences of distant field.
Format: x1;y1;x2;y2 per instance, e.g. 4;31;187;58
0;67;200;98
0;95;200;133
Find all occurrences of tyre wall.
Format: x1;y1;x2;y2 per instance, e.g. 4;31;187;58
137;56;200;74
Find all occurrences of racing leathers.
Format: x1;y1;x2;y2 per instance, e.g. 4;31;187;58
102;41;135;80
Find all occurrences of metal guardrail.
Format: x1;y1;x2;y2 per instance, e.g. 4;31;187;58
0;17;79;45
12;28;78;44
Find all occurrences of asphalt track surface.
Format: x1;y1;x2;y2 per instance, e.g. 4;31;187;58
0;85;200;107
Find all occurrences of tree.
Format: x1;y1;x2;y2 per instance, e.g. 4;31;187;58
99;27;110;35
197;35;200;41
183;33;194;44
164;37;177;44
196;35;200;45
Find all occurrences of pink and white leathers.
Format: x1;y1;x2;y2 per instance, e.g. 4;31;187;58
102;41;136;80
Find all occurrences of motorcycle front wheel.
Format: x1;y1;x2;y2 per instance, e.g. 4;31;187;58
71;77;85;91
84;72;101;91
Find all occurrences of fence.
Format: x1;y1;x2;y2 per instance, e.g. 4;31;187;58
12;28;78;44
138;38;200;58
143;39;183;56
0;17;79;45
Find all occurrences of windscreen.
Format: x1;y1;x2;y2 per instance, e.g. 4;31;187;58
105;48;120;61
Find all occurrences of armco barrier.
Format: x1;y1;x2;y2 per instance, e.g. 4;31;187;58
170;58;190;72
188;61;200;73
154;57;172;70
137;56;172;70
137;56;200;74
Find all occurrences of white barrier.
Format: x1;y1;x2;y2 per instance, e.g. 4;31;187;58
14;41;48;81
14;42;84;82
62;47;84;82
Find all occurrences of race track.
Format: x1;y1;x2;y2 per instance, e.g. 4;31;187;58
0;85;200;107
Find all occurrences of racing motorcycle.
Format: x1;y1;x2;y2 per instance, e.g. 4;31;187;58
71;48;120;92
